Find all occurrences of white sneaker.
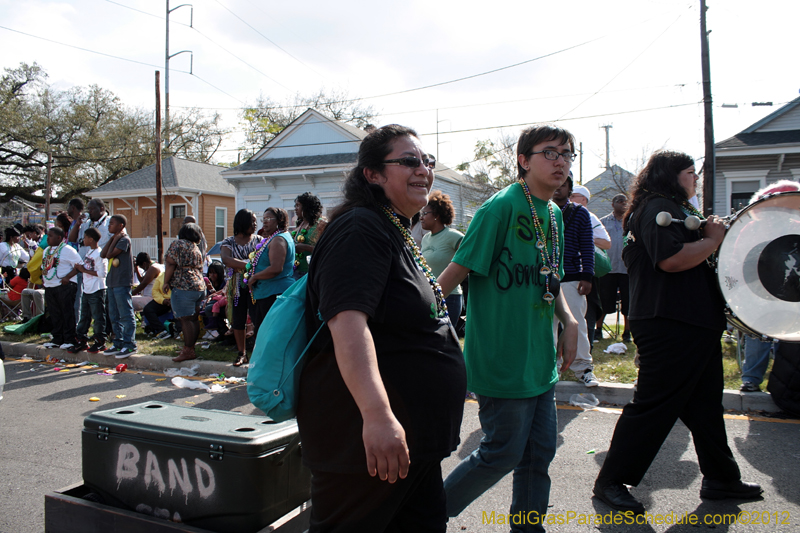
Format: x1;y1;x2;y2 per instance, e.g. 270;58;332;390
155;330;171;340
578;370;600;387
59;343;74;350
42;342;58;349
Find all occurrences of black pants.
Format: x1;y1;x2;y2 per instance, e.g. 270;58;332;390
596;318;740;486
251;294;279;339
143;299;171;334
45;283;77;345
309;461;446;533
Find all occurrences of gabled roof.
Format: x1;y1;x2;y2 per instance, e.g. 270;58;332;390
249;108;365;163
742;97;800;133
584;165;635;219
716;96;800;152
90;157;235;197
232;153;358;173
716;130;800;150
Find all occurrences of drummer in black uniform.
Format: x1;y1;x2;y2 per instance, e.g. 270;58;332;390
592;150;762;514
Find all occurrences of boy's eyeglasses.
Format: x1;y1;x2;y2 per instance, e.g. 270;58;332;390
529;150;577;162
384;156;436;170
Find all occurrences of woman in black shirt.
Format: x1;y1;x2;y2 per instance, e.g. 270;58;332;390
298;125;466;532
593;150;762;514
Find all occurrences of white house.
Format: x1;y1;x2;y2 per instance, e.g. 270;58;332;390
714;96;800;215
221;109;478;228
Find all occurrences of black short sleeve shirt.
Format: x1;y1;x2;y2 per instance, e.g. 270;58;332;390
297;207;467;473
623;197;726;331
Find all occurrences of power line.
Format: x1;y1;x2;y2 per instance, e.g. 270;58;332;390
0;24;245;104
171;82;692;113
211;0;326;81
0;25;185;71
104;0;292;92
44;102;705;157
559;10;688;120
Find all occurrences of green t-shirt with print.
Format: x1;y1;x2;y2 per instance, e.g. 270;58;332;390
453;182;564;398
421;227;464;295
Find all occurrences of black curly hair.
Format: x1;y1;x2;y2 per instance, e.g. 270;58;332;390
623;150;695;233
426;190;455;226
294;192;323;227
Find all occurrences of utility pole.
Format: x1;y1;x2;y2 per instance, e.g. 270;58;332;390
700;0;715;216
600;125;613;170
155;71;164;264
45;152;52;224
579;142;583;184
165;0;193;152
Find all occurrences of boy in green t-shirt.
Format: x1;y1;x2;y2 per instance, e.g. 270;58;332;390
437;124;579;530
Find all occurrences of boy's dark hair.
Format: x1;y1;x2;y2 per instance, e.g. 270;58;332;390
516;124;576;179
84;227;101;242
135;252;151;266
49;227;65;239
68;198;85;211
110;214;127;226
2;266;15;280
19;267;30;280
178;223;202;244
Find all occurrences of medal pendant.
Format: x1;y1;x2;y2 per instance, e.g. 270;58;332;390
536;240;545;250
542;292;554;303
540;266;551;276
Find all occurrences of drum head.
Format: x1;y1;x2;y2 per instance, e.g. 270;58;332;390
717;192;800;342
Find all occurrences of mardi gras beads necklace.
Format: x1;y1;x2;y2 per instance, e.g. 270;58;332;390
291;226;309;270
518;179;561;304
243;231;280;303
43;242;66;280
380;205;448;319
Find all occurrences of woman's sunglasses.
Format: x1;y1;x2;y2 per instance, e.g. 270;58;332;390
384;156;436;170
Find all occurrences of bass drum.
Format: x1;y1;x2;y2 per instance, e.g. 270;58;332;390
717;191;800;342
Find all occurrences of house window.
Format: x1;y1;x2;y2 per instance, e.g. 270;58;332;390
171;205;186;219
215;207;226;244
730;180;759;213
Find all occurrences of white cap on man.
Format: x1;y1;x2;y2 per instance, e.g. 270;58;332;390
572;185;591;201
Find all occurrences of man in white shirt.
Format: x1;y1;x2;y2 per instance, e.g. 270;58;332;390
41;227;82;350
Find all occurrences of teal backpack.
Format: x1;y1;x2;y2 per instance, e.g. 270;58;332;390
247;275;326;422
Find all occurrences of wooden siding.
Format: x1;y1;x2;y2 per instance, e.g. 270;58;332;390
757;106;800;132
107;194;233;241
199;195;235;243
714;153;800;213
259;118;359;159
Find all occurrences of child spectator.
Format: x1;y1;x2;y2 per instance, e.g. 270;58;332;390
40;227;81;349
68;227;108;354
101;215;137;358
142;271;172;339
1;267;28;310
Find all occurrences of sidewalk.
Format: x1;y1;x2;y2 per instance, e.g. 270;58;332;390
2;340;779;413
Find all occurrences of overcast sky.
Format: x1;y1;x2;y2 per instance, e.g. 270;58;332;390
2;0;799;184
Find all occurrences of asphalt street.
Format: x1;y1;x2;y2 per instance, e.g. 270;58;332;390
1;356;799;533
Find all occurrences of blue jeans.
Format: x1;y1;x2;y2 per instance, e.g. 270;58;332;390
76;289;106;343
444;386;557;533
107;286;136;350
742;336;774;385
445;294;462;322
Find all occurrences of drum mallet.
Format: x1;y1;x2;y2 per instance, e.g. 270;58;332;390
655;212;703;231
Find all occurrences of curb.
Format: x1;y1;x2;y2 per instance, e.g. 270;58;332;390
1;340;248;378
555;380;779;413
3;341;779;414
